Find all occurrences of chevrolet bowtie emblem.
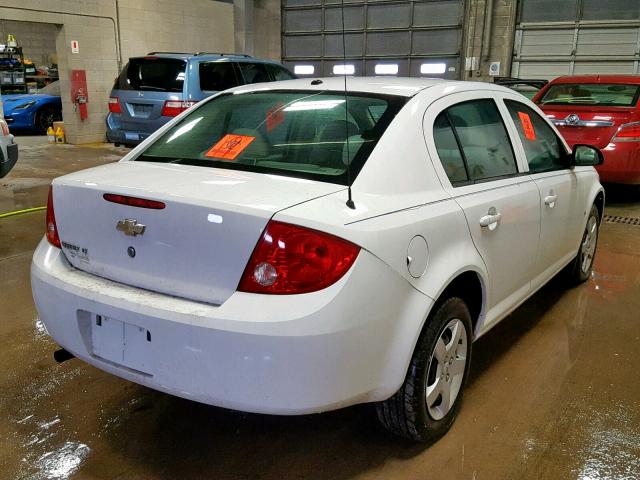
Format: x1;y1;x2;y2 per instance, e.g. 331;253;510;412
116;218;146;236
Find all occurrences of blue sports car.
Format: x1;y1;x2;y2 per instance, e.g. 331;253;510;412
2;81;62;134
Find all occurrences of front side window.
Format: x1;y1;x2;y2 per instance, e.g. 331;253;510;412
238;63;271;84
438;99;518;182
505;100;566;173
266;64;296;81
540;83;640;107
199;61;240;92
137;90;406;185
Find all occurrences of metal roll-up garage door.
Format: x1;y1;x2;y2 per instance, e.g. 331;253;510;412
512;0;640;79
282;0;465;79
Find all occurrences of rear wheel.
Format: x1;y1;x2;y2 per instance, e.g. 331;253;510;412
376;297;472;442
565;204;600;285
36;106;60;135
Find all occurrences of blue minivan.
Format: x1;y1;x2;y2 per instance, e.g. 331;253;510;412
106;52;296;146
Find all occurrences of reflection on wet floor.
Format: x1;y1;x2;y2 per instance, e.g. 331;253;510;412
0;141;639;479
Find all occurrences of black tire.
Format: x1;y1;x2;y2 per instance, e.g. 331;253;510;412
376;297;472;443
565;204;600;285
36;106;61;135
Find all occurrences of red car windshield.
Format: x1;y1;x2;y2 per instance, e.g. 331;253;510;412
540;83;640;107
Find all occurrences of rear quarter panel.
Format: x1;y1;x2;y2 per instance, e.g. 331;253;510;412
276;89;489;338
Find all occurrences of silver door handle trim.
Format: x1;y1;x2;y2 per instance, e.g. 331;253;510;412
479;213;502;228
544;195;558;207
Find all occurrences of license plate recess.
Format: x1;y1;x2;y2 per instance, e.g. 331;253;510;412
91;315;153;374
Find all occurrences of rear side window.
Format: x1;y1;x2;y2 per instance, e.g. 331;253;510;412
114;58;186;93
199;61;240;92
136;90;406;185
433;114;468;184
504;100;566;173
266;64;296;81
540;83;640;106
238;63;271;84
436;99;517;182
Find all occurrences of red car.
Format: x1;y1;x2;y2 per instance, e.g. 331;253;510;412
533;75;640;184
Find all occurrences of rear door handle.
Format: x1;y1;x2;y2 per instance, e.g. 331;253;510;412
479;210;502;230
544;194;558;207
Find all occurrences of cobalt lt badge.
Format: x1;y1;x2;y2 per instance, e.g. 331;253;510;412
116;218;146;237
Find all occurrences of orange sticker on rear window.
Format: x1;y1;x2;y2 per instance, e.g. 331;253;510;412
205;134;256;160
518;112;536;141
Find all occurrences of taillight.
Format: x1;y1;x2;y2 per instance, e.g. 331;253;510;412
238;221;360;295
46;186;61;248
612;122;640;142
108;97;121;114
161;100;198;117
0;119;9;136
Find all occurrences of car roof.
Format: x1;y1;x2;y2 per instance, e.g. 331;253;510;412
131;52;282;65
547;75;640;85
228;77;517;98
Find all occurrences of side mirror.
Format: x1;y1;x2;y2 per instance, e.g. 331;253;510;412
571;144;604;167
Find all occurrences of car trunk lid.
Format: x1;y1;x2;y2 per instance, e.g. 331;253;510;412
52;161;344;305
541;105;634;149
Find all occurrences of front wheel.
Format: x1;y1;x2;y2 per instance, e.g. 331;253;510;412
565;204;600;285
376;297;472;442
36;106;60;135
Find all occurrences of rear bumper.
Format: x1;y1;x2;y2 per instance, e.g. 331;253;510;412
106;113;168;145
31;239;432;414
597;142;640;184
0;140;18;178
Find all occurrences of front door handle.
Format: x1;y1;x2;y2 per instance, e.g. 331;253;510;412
479;208;502;230
544;194;558;207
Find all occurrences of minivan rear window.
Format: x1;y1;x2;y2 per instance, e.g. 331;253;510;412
136;90;406;185
114;57;186;93
540;83;640;106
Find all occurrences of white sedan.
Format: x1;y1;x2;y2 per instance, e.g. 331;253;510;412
0;118;18;178
32;78;604;442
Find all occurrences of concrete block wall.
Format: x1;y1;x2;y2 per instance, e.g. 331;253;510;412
0;0;234;144
464;0;518;82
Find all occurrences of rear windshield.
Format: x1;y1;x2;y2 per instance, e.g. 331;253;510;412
540;83;640;106
113;58;186;93
136;90;406;184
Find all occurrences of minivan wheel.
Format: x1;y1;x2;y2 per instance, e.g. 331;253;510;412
565;204;600;285
376;297;472;443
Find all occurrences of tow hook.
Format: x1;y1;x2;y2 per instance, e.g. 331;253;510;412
53;348;75;363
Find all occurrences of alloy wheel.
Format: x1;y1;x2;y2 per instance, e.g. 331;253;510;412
38;109;56;134
425;318;468;421
580;214;598;274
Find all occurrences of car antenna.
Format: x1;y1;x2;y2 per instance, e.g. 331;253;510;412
341;0;355;210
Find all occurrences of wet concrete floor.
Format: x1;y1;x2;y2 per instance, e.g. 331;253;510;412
1;137;639;479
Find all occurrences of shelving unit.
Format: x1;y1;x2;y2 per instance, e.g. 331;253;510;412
0;46;27;94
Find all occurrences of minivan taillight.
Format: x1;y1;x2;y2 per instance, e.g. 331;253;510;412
612;122;640;142
238;221;360;295
46;186;61;248
161;100;198;117
108;97;121;114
